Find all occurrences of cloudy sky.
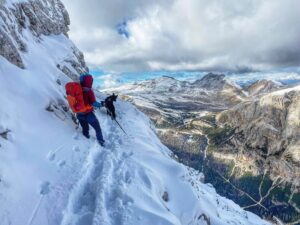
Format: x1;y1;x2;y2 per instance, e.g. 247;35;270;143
62;0;300;73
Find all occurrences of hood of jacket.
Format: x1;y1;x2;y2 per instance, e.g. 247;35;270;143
80;74;93;88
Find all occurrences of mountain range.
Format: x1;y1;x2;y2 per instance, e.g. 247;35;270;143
105;73;300;224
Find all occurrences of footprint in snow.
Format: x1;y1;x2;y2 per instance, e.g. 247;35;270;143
73;132;80;140
122;194;134;206
125;171;132;184
72;145;80;152
117;138;126;145
57;160;66;168
122;151;134;159
40;181;51;195
76;213;93;225
47;152;56;161
138;169;152;189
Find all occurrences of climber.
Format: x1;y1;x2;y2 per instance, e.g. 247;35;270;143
65;73;105;146
78;73;105;146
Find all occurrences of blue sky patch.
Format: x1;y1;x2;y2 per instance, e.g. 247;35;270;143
116;21;130;38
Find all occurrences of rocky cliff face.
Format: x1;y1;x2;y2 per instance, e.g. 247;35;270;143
217;88;300;186
0;0;86;76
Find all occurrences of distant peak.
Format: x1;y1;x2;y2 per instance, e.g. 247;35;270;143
192;73;227;89
200;73;226;81
161;75;176;80
245;79;282;96
158;75;179;82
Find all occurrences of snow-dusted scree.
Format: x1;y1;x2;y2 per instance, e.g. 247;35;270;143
0;0;271;225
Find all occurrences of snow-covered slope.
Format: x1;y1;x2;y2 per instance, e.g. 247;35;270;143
0;1;271;225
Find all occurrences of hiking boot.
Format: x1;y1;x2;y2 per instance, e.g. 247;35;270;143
99;140;105;147
83;133;90;139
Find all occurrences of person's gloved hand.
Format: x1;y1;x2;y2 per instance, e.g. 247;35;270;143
101;101;106;107
92;101;103;108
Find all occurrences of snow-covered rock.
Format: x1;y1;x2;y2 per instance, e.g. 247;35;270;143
245;79;282;96
192;73;227;89
0;1;271;225
0;0;87;74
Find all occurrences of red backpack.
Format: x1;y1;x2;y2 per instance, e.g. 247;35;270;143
65;82;93;113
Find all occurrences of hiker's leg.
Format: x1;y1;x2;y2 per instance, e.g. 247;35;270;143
87;112;104;143
77;114;90;139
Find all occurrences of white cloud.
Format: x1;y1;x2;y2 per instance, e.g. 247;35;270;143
94;73;120;88
62;0;300;72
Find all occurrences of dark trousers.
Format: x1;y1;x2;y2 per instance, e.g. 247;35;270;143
77;112;104;143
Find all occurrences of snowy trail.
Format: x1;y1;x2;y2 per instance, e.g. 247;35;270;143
61;112;135;225
60;104;187;225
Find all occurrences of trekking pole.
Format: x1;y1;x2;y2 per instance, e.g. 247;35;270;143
113;118;127;135
104;107;127;135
